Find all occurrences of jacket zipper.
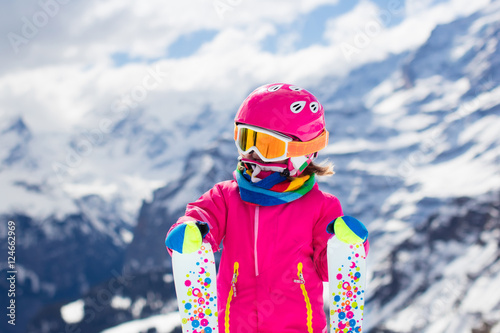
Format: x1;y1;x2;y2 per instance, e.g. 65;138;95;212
254;205;260;276
296;262;313;333
225;262;239;333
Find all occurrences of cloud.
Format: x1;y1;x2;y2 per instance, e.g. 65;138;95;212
2;0;343;70
1;0;349;131
0;0;494;217
1;0;491;134
321;0;491;66
324;0;383;46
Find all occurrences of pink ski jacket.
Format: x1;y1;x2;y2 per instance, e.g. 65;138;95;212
168;179;343;333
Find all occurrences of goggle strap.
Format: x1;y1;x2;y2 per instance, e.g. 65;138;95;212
287;130;329;157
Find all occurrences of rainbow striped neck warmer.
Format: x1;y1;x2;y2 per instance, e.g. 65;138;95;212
234;165;316;206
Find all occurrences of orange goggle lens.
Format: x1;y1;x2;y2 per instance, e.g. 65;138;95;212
236;127;288;160
235;125;329;160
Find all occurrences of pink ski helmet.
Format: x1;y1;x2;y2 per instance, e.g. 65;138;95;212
234;83;327;142
234;83;329;176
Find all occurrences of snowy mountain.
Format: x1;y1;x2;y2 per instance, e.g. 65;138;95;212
121;2;500;332
1;0;499;332
368;192;500;332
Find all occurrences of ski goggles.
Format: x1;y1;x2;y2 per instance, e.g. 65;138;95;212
234;124;329;162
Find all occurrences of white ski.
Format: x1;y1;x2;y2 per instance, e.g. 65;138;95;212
327;235;366;333
172;242;218;333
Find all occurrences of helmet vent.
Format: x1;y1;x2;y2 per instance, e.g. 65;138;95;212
310;102;319;113
290;101;306;113
268;84;283;92
289;86;303;91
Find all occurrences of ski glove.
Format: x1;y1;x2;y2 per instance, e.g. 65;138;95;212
165;220;209;254
327;215;369;254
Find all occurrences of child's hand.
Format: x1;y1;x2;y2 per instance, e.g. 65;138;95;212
165;220;209;254
327;216;368;244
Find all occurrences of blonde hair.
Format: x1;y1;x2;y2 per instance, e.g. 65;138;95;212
300;160;335;177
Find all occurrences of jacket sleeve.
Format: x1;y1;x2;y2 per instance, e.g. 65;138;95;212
166;182;228;255
312;194;343;281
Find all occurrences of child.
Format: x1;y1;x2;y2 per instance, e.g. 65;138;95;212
165;83;368;332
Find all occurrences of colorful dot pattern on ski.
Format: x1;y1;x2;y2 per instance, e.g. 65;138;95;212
179;246;218;333
331;244;365;333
